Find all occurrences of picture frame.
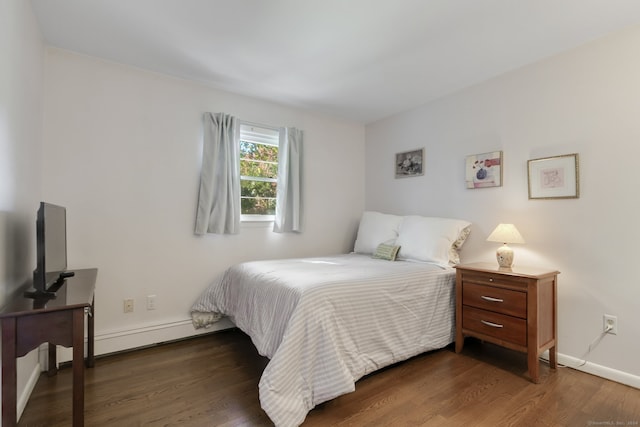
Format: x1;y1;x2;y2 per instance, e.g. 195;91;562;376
395;148;424;178
465;151;503;189
527;153;579;199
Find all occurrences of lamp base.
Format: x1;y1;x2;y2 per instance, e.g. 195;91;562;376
496;244;514;268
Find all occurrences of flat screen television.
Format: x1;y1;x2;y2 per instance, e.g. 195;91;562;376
26;202;74;298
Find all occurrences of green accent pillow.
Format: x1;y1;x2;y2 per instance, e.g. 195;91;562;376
372;243;401;261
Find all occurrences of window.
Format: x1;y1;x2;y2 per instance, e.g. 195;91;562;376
239;123;280;221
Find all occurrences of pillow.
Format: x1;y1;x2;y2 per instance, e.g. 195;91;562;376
372;243;401;261
353;211;403;254
449;225;471;265
396;216;471;265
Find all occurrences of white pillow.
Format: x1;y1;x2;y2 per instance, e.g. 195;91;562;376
396;216;471;265
353;211;403;254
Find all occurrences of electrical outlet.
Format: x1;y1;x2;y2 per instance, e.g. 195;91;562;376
124;298;134;313
147;295;157;310
603;314;617;335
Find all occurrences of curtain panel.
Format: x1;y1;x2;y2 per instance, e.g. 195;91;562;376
273;127;303;233
194;113;240;235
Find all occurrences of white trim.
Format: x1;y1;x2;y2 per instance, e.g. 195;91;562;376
18;361;42;421
42;317;235;365
239;120;280;134
37;326;639;396
240;175;277;183
540;351;640;389
96;317;235;356
241;214;275;223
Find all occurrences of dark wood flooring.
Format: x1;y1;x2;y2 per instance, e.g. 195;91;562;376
18;328;640;426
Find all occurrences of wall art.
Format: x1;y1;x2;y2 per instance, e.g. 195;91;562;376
465;151;503;188
395;148;424;178
528;153;579;199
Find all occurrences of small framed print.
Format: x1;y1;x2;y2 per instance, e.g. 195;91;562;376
528;153;579;199
395;148;424;178
465;151;503;188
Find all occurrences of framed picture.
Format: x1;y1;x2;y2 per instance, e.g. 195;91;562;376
527;153;579;199
465;151;503;188
395;148;424;178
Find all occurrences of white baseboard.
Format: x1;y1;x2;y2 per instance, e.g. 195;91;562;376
93;317;236;358
37;322;639;391
558;353;640;389
541;351;640;389
40;317;235;367
18;361;42;421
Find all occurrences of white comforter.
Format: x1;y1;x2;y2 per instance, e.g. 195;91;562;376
191;254;456;427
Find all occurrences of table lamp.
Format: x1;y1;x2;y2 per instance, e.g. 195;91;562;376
486;223;525;268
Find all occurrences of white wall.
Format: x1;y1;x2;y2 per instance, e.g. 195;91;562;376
42;48;366;354
366;26;640;386
0;0;45;418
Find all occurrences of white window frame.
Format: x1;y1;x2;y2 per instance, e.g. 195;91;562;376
239;122;280;222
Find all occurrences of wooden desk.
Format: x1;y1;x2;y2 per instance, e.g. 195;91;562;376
0;268;97;427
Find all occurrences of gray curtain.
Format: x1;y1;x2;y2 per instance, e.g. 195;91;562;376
273;127;303;233
194;113;240;235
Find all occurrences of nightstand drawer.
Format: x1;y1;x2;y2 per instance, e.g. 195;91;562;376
461;271;529;289
462;306;527;347
462;282;527;318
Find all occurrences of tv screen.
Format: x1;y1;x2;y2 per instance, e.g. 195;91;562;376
33;202;68;293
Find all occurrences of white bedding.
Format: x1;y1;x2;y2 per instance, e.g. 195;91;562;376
191;253;456;427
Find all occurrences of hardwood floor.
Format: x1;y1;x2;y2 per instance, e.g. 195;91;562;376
19;329;640;426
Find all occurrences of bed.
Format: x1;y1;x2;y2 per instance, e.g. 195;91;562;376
191;212;471;427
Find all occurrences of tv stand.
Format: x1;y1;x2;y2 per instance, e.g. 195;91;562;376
1;268;97;427
23;271;76;299
23;289;57;299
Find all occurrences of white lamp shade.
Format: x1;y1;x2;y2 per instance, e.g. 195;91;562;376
486;223;525;244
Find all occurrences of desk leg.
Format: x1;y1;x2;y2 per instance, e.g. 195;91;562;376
1;318;17;427
48;343;58;376
72;308;85;427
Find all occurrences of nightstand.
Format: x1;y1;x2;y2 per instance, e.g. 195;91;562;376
455;263;559;383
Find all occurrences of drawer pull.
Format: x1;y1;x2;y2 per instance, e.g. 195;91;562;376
481;320;504;328
481;295;504;303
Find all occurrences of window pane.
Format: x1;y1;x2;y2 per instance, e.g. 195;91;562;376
241;179;276;215
241;180;276;198
240;141;278;161
240;159;278;179
241;197;276;215
240;141;278;180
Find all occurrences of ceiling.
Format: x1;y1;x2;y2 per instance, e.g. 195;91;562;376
31;0;640;124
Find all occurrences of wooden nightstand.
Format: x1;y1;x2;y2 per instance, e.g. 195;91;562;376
455;263;559;383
